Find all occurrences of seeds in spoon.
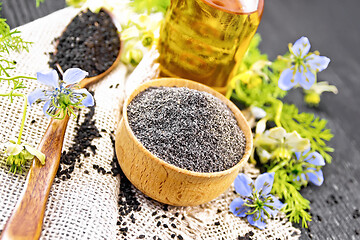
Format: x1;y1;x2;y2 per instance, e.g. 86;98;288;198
49;9;120;77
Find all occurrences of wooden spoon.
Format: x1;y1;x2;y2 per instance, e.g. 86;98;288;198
0;10;122;240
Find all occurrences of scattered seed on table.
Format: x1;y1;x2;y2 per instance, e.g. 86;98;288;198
353;209;360;219
127;87;246;173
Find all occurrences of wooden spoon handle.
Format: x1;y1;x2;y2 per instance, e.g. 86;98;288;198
0;115;70;240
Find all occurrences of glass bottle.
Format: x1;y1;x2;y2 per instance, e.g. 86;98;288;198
158;0;264;93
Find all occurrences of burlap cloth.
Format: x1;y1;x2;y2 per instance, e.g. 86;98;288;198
0;7;301;240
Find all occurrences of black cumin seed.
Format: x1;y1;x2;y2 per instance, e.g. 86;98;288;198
56;104;100;181
163;204;169;211
49;9;120;78
353;209;360;219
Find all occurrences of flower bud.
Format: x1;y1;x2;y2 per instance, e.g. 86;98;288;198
304;92;320;106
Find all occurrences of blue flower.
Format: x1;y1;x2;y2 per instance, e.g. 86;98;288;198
278;37;330;91
28;68;94;118
229;172;285;229
294;148;325;186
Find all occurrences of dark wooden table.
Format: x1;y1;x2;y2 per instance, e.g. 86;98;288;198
1;0;360;239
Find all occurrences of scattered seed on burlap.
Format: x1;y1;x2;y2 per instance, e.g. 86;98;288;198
109;133;142;236
127;87;246;173
238;231;254;240
49;9;120;77
56;99;101;180
110;133;185;238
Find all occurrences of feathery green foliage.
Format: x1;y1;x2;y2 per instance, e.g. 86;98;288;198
0;18;32;77
228;33;334;227
271;168;311;228
130;0;170;14
280;104;334;163
36;0;45;7
0;12;37;173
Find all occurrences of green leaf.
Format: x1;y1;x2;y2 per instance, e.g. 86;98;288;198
0;16;32;77
271;168;312;227
280;104;334;163
36;0;45;7
130;0;170;14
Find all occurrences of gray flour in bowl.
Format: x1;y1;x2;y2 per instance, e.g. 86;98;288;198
127;86;246;173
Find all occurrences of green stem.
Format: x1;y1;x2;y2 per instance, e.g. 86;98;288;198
268;159;288;173
0;64;11;77
0;92;27;144
0;76;36;81
17;94;27;144
271;99;283;127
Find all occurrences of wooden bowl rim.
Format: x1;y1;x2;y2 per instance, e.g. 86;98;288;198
122;78;253;178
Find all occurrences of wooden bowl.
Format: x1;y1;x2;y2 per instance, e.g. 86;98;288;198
115;78;253;206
